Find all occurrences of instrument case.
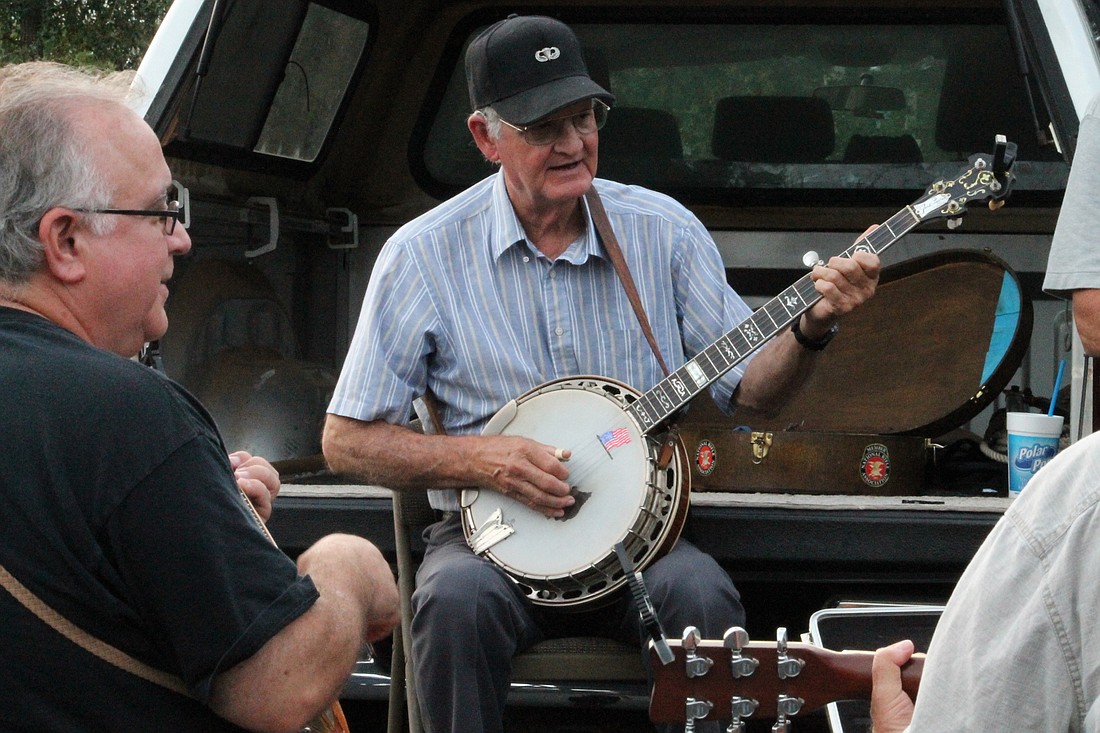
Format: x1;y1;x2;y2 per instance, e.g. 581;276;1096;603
680;249;1031;496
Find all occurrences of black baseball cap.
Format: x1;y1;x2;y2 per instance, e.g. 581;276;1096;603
465;15;614;126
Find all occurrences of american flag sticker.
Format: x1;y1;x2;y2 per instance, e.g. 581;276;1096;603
598;427;632;451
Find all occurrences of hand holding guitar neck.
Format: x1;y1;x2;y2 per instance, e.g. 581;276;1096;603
649;627;924;731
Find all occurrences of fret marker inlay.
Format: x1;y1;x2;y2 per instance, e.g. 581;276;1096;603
685;361;707;389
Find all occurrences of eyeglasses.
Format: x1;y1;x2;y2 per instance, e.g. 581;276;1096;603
73;200;184;236
500;100;610;147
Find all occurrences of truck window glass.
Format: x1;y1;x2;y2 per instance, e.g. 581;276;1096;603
421;19;1068;203
167;1;369;166
255;4;370;161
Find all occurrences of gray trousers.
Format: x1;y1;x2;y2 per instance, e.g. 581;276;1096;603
409;514;744;733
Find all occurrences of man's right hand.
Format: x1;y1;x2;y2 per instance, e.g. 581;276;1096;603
323;415;575;517
477;435;575;518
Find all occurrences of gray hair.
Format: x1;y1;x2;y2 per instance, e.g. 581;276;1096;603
476;107;505;140
471;107;505;167
0;62;138;286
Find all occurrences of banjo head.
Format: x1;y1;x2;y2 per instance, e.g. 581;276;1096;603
461;376;687;608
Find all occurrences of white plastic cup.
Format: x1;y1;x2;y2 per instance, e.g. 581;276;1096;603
1006;412;1064;498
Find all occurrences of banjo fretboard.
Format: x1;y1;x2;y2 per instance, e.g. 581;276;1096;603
627;206;923;433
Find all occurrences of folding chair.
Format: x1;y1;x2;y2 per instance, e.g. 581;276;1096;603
386;486;649;733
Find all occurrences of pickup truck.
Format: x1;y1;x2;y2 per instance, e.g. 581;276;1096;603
134;0;1098;728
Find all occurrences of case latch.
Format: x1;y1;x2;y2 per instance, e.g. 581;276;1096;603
750;431;773;464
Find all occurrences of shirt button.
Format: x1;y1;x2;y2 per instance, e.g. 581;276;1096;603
523;256;530;263
555;327;564;336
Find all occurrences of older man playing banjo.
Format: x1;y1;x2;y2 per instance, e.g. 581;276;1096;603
323;14;879;733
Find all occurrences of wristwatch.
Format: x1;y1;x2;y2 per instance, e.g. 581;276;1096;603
791;315;838;351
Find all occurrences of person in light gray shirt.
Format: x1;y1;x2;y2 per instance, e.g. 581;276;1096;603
871;95;1100;733
1044;92;1100;354
871;427;1100;733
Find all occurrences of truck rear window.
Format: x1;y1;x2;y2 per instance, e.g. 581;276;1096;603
255;4;370;162
421;15;1067;205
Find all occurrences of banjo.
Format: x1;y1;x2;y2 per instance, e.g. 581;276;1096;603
461;139;1018;609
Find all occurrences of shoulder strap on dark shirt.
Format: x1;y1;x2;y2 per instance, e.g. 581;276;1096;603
0;561;190;695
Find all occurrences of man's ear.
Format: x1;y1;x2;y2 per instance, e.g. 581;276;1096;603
468;114;500;164
37;208;88;284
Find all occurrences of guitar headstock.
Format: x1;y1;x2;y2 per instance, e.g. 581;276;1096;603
648;626;923;730
910;134;1018;227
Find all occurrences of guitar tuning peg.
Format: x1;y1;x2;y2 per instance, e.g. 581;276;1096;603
772;695;804;733
682;626;701;650
726;696;758;733
947;218;963;230
801;251;822;268
776;627;805;680
724;627;759;678
682;626;714;678
684;697;713;732
723;626;750;651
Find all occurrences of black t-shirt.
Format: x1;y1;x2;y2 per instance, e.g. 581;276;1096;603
0;307;319;731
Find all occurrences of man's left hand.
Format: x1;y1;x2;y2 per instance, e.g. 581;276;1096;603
801;230;880;339
230;451;281;522
870;639;916;733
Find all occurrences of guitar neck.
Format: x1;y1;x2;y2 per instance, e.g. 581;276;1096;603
628;205;924;433
648;639;924;723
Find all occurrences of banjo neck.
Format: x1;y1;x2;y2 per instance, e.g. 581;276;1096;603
626;207;921;435
627;141;1019;434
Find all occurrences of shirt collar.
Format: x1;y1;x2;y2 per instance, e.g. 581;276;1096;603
488;170;605;264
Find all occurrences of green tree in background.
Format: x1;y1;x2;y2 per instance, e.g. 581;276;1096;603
1;0;173;69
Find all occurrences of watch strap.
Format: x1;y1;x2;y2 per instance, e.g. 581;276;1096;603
791;315;838;351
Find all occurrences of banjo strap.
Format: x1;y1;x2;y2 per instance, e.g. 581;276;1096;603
585;187;681;468
585;186;671;378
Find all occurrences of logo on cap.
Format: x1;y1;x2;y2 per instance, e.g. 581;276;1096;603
534;46;561;62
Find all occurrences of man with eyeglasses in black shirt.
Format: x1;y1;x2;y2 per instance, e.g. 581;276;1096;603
0;60;398;732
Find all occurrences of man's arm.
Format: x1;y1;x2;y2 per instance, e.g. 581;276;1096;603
208;534;399;733
734;248;879;414
1073;288;1100;358
322;414;575;517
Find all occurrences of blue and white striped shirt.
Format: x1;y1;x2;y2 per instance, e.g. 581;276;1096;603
328;172;755;506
